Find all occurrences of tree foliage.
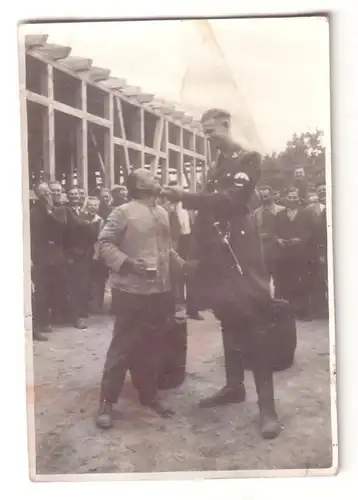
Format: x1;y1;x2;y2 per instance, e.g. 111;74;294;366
260;130;326;194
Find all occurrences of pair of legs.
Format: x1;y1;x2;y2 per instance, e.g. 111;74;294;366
97;290;175;428
66;255;91;329
201;304;281;439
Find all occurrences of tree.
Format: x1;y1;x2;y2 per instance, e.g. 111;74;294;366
260;129;326;194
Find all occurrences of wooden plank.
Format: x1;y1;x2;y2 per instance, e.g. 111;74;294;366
25;34;48;49
140;108;145;169
90;128;106;178
114;97;130;177
40;65;55;182
120;86;141;97
101;77;127;89
61;56;93;72
171;111;185;120
36;43;72;61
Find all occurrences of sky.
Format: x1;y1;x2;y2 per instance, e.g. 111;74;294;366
22;17;330;154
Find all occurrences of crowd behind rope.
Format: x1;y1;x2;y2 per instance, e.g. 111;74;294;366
30;170;327;342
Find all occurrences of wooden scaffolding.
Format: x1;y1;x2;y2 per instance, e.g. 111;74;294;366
22;34;209;194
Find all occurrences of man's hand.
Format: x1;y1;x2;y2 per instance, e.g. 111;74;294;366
290;238;302;245
120;258;147;276
161;185;185;202
277;238;286;248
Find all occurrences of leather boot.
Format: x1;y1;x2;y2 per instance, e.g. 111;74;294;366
199;334;246;408
253;368;281;439
199;384;246;408
96;400;113;429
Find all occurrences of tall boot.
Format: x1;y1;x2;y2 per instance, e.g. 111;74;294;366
199;334;246;408
253;366;281;439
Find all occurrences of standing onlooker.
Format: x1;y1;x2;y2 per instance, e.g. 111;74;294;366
293;167;309;207
78;186;87;210
63;186;92;329
253;185;284;297
98;188;113;221
82;197;105;314
274;187;311;319
110;184;128;207
304;182;328;318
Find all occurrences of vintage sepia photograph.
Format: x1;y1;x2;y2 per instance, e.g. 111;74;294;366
19;15;336;480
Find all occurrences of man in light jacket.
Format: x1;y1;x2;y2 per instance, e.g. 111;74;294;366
96;169;184;429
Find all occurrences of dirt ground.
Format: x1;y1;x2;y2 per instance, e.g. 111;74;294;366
31;307;333;477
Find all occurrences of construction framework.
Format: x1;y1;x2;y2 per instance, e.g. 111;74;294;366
23;34;209;194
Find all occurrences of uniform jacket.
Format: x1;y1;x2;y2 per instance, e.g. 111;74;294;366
98;199;183;295
182;144;271;316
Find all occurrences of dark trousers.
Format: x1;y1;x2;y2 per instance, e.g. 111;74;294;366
32;263;52;328
275;255;309;316
100;290;174;404
32;261;68;327
88;259;108;312
66;255;91;321
212;301;277;409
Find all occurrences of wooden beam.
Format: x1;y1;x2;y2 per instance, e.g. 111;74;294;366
113;136;166;158
114;97;130;177
120;86;141;97
136;93;154;104
61;56;93;72
179;128;184;187
36;43;72;61
88;66;111;82
101;77;127;89
25;34;48;49
151;116;164;175
140;108;145;169
181;116;194;125
25;90;111;128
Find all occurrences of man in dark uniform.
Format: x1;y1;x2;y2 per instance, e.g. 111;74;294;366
162;108;280;439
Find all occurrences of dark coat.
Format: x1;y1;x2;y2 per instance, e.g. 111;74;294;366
30;200;67;268
182;145;271;318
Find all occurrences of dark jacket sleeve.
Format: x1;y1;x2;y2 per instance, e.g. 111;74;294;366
182;152;261;214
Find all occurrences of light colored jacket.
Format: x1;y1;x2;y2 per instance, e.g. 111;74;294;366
98;199;183;294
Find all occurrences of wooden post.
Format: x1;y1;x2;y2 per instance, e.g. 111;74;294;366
140;107;145;169
104;94;114;187
115;96;130;177
77;81;88;191
151;116;164;176
162;121;169;185
42;64;55;182
191;135;197;192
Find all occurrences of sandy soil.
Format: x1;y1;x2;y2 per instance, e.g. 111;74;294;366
31;309;333;476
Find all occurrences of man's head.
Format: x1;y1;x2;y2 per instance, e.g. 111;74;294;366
286;187;300;209
49;181;62;205
78;187;86;204
86;196;100;216
111;184;128;206
258;185;273;206
316;182;326;204
67;185;80;206
100;188;111;205
294;167;305;179
126;169;161;201
200;108;231;150
308;192;319;204
35;181;50;199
